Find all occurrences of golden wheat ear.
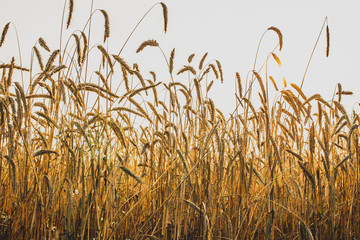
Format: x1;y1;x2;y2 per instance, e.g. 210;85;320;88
160;3;168;33
0;22;10;47
66;0;74;29
268;26;283;51
136;39;159;53
326;24;330;57
100;10;110;42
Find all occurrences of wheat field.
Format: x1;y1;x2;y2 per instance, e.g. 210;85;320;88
0;1;359;239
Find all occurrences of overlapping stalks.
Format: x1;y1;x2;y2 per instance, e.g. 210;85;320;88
0;1;359;239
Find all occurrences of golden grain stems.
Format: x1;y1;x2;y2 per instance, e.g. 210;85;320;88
100;9;110;42
268;26;283;51
136;39;159;53
0;22;10;47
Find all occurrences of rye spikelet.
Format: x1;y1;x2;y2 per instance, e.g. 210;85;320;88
119;166;142;183
72;34;82;66
111;107;145;119
147;102;162;122
269;76;278;91
209;64;219;79
199;52;208;70
0;22;10;47
95;71;110;91
160;2;168;33
7;57;15;88
121;65;130;91
253;71;266;101
35;111;58;128
14;82;26;114
129;82;161;98
236;72;242;98
112;55;132;73
97;45;114;72
286;149;304;161
216;60;223;83
326;24;330;57
45;49;60;72
188;53;195;63
177;65;196;75
298;161;315;188
194;78;202;103
5;156;16;191
33;47;44;70
80;31;88;63
100;10;110;42
271;52;281;66
206;80;214;92
268;26;283;51
108;120;127;147
66;0;74;29
38;37;50;52
169;48;175;74
136;39;159;53
128;97;153;123
291;83;307;100
309;123;315;154
34;149;58;157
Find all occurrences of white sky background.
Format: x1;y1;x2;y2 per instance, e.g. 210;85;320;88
1;0;360;115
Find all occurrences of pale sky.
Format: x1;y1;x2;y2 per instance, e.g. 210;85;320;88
1;0;360;114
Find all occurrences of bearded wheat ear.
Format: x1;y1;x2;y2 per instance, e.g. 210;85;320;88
268;26;283;51
0;22;10;47
66;0;74;29
136;39;159;53
160;3;168;33
39;37;50;52
199;52;208;70
100;10;110;42
326;24;330;57
169;48;175;74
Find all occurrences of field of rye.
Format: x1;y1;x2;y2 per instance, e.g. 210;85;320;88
0;1;359;239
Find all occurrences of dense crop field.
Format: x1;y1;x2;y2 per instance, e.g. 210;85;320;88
0;1;359;239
